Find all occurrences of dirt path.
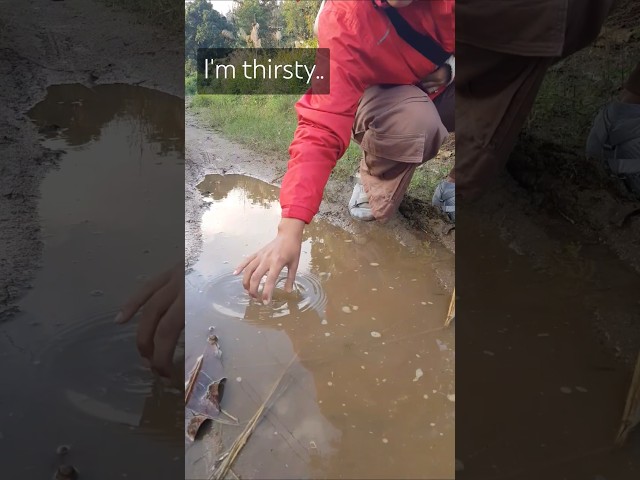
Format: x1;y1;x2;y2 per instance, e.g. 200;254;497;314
0;0;182;320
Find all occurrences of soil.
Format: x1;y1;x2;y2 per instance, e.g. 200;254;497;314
0;0;182;321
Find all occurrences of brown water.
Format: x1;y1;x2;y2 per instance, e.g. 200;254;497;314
185;175;455;479
0;84;184;477
456;211;640;479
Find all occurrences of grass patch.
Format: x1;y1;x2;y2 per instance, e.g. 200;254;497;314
188;92;362;178
525;23;640;150
188;90;452;202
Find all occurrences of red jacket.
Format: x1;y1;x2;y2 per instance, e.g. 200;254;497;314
280;0;455;223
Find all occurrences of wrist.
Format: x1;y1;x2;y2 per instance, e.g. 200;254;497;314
278;217;305;238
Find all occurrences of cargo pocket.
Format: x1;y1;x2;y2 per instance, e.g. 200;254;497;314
360;128;426;164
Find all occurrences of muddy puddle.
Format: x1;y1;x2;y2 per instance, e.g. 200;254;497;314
0;84;184;477
185;174;455;479
456;212;640;479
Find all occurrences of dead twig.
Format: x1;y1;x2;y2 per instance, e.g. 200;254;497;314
211;356;297;480
615;352;640;446
185;354;204;403
444;287;455;327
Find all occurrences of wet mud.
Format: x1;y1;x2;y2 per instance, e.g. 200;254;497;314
456;181;640;479
0;0;182;320
0;84;184;477
185;175;455;479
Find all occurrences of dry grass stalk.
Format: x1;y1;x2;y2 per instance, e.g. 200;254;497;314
211;356;297;480
444;287;455;327
186;354;204;403
615;352;640;446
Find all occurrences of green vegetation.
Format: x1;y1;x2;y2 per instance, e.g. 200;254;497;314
188;94;361;180
185;0;235;70
188;94;451;201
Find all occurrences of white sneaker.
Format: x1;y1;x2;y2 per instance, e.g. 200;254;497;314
348;179;375;221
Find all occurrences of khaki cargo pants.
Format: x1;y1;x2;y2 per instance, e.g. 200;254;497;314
351;84;454;222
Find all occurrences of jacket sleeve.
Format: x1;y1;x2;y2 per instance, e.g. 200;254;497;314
280;9;371;223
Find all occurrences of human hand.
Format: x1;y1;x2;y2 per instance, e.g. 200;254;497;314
114;262;184;378
421;64;452;94
233;218;304;304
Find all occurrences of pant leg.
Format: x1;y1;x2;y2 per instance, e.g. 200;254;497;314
432;84;455;180
352;84;449;221
433;83;455;133
455;43;553;199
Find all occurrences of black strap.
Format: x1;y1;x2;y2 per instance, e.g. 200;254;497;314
380;3;451;66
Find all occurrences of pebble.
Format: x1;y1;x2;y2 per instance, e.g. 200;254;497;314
324;332;331;337
370;331;381;338
370;262;379;266
327;381;333;386
236;377;242;382
341;306;351;314
352;305;359;311
483;350;495;356
576;386;588;393
423;394;429;399
321;319;328;325
413;368;424;382
208;326;216;333
560;386;572;394
447;394;456;402
382;438;388;444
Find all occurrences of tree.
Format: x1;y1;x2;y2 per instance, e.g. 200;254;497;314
231;0;280;47
281;0;321;43
185;0;236;66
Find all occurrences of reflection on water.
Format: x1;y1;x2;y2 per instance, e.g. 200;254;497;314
186;174;455;479
0;84;183;478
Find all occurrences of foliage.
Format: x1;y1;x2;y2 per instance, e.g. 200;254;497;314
185;0;236;68
281;0;321;43
230;0;280;47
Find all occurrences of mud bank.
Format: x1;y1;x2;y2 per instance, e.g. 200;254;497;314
0;0;182;320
